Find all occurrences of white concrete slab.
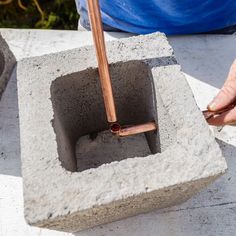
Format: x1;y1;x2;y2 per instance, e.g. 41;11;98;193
0;29;236;236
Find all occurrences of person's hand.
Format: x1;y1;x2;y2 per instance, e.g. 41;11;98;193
207;59;236;126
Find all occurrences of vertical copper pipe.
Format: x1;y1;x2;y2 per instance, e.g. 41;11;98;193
87;0;158;137
87;0;117;123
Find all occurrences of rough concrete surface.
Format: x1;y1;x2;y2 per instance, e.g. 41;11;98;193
0;33;16;99
16;33;227;232
76;131;151;172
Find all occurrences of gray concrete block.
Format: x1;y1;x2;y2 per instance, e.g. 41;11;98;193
0;33;16;99
17;32;227;232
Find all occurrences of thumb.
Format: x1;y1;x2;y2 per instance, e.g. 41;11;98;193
208;60;236;111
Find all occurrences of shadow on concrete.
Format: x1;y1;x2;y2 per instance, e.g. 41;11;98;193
0;34;16;100
216;138;236;159
0;67;22;177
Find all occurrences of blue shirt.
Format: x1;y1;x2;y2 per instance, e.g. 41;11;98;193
76;0;236;35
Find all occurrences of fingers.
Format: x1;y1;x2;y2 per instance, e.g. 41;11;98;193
206;59;236;126
207;106;236;126
208;59;236;111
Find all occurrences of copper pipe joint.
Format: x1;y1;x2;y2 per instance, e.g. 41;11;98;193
110;121;157;137
110;123;121;134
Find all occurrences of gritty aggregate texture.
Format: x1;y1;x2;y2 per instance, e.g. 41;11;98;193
76;131;151;172
17;32;227;232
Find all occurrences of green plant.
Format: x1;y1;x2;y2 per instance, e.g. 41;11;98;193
0;0;79;29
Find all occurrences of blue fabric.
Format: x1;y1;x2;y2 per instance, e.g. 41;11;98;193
76;0;236;35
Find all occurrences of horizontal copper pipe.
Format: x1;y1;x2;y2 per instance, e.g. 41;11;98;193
110;121;157;137
87;0;117;123
119;122;157;137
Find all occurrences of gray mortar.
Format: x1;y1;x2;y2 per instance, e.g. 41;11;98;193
0;33;16;99
17;32;227;232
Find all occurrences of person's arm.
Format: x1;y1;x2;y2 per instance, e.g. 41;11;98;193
207;59;236;125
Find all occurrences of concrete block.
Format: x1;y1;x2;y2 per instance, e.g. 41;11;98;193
0;33;16;99
17;33;227;232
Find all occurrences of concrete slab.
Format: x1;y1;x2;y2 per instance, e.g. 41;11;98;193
16;33;227;232
0;33;16;99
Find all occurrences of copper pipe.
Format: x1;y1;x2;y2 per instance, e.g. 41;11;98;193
87;0;117;123
113;122;157;137
202;104;235;120
87;0;158;137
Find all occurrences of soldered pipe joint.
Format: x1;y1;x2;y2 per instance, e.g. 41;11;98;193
110;121;157;137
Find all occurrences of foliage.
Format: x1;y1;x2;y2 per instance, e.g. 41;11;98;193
0;0;79;30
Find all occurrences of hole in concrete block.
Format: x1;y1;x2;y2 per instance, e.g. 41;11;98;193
76;130;152;172
51;60;174;172
0;51;5;77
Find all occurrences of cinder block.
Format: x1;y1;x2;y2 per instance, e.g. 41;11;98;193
17;33;227;232
0;34;16;99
